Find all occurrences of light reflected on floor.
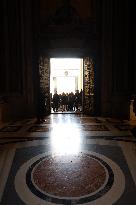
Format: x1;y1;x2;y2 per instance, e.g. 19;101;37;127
50;124;81;155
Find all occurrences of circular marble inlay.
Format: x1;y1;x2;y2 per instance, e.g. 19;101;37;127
15;151;125;205
32;154;107;197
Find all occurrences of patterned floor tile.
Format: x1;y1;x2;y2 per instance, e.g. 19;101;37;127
115;124;132;131
0;126;22;132
82;125;109;131
79;118;102;123
0;114;136;205
27;125;49;132
106;118;125;123
1;144;136;205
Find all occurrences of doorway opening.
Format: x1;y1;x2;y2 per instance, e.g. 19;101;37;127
38;56;95;116
50;58;83;113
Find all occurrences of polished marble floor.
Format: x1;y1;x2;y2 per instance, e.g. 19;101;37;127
0;114;136;204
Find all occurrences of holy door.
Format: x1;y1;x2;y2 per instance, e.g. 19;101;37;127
83;57;95;115
38;56;95;115
39;56;51;115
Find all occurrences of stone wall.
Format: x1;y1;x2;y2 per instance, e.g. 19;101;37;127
0;0;34;121
100;0;135;118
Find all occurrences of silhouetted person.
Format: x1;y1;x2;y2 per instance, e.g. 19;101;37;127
52;91;60;112
68;92;75;111
75;90;80;110
79;89;83;106
61;92;67;111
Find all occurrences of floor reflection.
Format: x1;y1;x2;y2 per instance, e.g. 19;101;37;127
48;115;81;154
50;124;81;155
1;114;136;205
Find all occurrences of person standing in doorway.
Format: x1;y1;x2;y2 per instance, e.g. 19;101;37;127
75;90;80;111
52;91;60;112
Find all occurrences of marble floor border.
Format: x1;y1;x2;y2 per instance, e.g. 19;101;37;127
0;137;136;204
0;145;16;202
119;141;136;185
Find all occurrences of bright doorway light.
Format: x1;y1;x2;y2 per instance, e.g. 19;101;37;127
50;58;83;95
57;76;75;93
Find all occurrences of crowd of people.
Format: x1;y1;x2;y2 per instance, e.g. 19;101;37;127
36;89;83;123
51;90;83;112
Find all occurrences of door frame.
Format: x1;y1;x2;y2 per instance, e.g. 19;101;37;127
36;54;97;116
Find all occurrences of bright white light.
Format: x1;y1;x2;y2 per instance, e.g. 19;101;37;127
50;58;83;94
56;76;75;93
50;124;81;155
50;58;81;72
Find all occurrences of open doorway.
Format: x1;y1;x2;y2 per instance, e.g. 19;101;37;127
38;56;95;116
50;58;83;113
